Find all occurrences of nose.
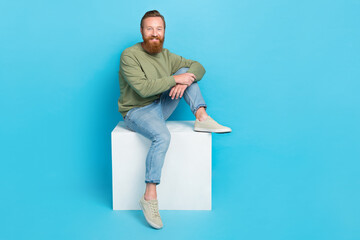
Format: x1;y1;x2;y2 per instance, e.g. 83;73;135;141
151;29;159;37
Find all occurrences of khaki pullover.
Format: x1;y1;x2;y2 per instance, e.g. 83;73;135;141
118;42;206;117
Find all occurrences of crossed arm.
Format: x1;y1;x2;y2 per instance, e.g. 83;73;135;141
120;49;204;99
169;72;197;99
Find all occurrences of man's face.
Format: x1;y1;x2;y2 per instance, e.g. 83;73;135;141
141;17;165;54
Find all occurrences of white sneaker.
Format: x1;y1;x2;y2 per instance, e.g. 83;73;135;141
194;116;232;133
139;195;163;229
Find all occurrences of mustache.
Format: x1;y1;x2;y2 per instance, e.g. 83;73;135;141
146;36;161;40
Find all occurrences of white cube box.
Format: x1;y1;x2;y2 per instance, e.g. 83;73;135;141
111;121;212;210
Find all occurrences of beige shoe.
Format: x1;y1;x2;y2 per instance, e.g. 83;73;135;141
194;116;232;133
139;195;163;229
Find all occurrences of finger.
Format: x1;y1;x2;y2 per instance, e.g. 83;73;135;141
171;88;178;99
175;89;181;99
180;89;185;98
185;74;194;82
176;89;181;99
169;87;175;97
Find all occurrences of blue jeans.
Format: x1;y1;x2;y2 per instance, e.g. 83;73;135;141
123;67;207;185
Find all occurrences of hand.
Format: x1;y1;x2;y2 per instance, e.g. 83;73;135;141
173;73;196;86
169;84;188;100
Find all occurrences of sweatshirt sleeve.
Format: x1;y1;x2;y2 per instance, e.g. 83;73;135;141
168;50;206;82
120;53;176;98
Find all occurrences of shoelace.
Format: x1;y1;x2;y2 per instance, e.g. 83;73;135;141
149;201;160;218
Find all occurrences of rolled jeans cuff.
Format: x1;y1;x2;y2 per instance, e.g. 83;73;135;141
193;104;207;116
145;180;160;185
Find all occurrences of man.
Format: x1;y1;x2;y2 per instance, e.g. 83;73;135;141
118;10;231;229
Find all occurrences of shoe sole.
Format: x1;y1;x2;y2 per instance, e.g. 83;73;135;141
139;201;163;229
194;127;232;133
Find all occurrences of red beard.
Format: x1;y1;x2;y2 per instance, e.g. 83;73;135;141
142;35;165;54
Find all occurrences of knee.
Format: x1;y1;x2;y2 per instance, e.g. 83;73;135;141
160;130;171;146
186;81;199;92
154;130;171;148
173;67;189;75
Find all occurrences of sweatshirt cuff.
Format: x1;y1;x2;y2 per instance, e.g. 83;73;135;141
168;76;176;87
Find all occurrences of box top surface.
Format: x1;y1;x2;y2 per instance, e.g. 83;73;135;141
112;121;204;133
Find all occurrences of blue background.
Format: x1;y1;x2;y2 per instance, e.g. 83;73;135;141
1;0;359;239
